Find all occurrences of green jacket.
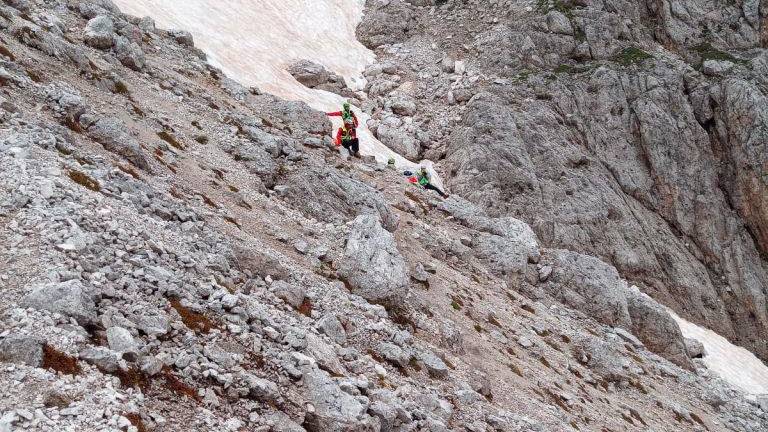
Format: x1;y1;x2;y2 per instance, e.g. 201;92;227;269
417;171;430;186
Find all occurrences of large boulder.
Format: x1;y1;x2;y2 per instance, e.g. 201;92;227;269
375;124;420;161
571;335;630;383
301;364;380;431
472;217;540;276
545;250;632;329
0;336;43;367
356;0;417;49
21;280;96;325
288;60;332;88
627;288;693;370
81;116;150;170
337;215;409;309
231;245;292;280
113;35;145;70
83;15;115;49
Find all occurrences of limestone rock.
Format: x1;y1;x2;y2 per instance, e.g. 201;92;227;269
337;215;409;309
83;16;114;50
21;280;96;325
0;336;43;367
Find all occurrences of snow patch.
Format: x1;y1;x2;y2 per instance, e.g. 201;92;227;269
669;309;768;397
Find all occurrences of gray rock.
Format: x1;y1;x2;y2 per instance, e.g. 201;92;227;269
232;245;291;280
546;11;573;35
133;313;170;336
240;372;279;402
83;16;114;49
702;59;734;76
376;342;410;368
614;328;644;349
417;350;449;378
139;355;164;376
316;314;347;345
386;94;417;117
264;412;307;432
169;29;194;47
106;327;139;361
113;35;145;70
537;265;552;282
571;336;629;383
305;333;346;376
273;280;306;309
684;337;706;359
627;288;693;370
21;280;96;325
288;59;333;88
278;167;398;232
79;347;121;372
0;336;43;367
301;365;378;431
338;215;409;309
77;0;119;19
545;250;632;329
356;0;416;48
84;117;150;170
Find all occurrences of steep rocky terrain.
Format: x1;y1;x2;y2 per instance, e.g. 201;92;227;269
0;1;766;432
356;0;768;362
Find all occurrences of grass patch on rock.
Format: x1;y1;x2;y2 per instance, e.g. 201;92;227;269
614;47;652;66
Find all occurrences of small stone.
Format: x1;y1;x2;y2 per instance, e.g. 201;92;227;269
273;281;306;309
517;336;534;348
106;327;139;361
684;337;706;359
538;265;553;282
376;342;410;368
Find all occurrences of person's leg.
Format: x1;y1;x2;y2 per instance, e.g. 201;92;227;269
424;183;448;198
341;139;352;153
351;138;360;156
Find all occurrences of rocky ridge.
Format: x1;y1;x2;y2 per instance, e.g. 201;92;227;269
354;0;768;363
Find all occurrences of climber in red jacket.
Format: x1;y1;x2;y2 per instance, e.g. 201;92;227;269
327;102;360;157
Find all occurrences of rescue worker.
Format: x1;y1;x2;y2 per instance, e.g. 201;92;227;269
416;166;448;198
327;102;360;157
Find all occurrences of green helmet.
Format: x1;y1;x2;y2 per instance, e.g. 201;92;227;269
342;102;351;111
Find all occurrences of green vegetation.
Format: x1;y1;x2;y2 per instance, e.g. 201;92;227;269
692;42;741;64
614;47;653;66
537;0;575;17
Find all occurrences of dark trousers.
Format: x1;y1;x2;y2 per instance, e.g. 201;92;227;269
342;138;359;155
424;182;448;198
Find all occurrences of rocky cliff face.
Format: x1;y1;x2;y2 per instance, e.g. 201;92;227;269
356;0;768;362
0;1;766;432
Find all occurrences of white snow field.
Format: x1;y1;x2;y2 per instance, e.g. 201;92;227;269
112;0;442;185
669;309;768;397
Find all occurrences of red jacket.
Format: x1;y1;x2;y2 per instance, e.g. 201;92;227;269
328;111;359;145
334;126;358;145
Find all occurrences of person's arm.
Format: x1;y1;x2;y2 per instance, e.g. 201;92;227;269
327;111;342;117
353;113;359;127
